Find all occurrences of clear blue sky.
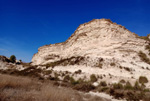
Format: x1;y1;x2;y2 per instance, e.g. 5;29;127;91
0;0;150;62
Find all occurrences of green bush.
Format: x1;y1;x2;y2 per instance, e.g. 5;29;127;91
139;76;148;84
90;74;97;82
10;55;16;63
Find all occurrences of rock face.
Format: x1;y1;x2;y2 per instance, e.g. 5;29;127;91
32;19;150;87
32;19;148;67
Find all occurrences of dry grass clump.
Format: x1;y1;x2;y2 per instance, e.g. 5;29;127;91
0;74;105;101
73;82;95;92
0;74;108;101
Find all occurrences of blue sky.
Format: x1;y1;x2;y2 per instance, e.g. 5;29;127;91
0;0;150;62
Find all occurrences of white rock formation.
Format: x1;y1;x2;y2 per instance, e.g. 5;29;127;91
32;19;150;87
32;19;148;66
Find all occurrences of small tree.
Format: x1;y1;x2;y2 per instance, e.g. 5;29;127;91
10;55;16;63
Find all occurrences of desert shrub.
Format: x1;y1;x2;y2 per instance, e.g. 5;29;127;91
16;66;42;77
109;88;115;95
145;45;150;51
38;76;44;80
119;66;123;69
45;56;85;67
110;62;115;66
138;51;150;64
70;77;79;85
144;89;150;92
139;76;148;84
113;90;124;99
124;81;133;90
2;66;41;78
145;44;150;55
63;75;70;82
73;82;95;92
140;36;150;41
10;55;16;63
21;62;32;67
74;69;82;74
44;70;52;75
77;78;84;83
120;79;126;84
46;62;58;68
143;92;150;101
124;67;131;72
134;81;141;90
99;81;107;87
99;87;109;92
96;63;103;68
113;83;124;89
90;74;97;82
125;91;140;101
48;74;59;81
53;72;59;81
61;72;65;77
54;72;59;77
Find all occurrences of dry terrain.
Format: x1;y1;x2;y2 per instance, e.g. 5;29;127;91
0;74;111;101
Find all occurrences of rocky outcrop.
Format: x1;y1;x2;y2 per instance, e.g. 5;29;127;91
0;55;11;62
32;19;148;67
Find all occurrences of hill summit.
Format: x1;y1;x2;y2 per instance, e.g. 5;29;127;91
32;18;146;66
31;19;150;87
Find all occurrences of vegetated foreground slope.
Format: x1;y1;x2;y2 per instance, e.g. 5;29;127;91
0;74;111;101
